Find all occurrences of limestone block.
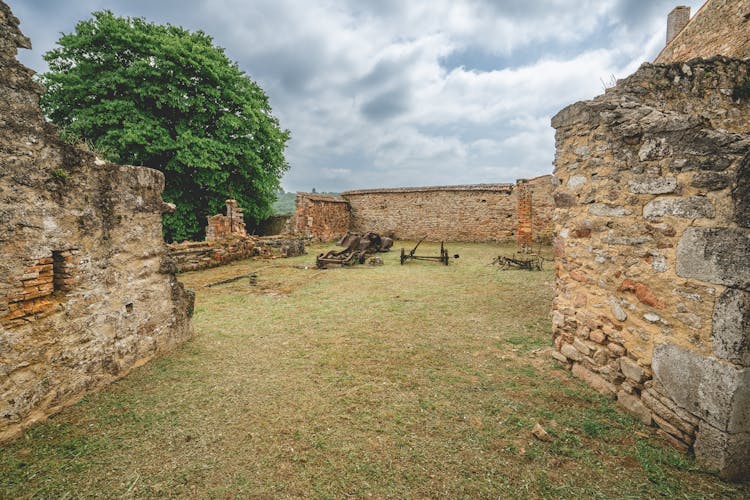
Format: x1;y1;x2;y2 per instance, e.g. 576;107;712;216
561;343;583;362
676;227;750;290
550;350;568;364
643;196;715;220
652;343;750;434
734;156;749;228
628;176;677;194
617;390;652;425
588;204;630;217
572;363;616;398
693;424;750;481
712;288;750;366
620;357;645;383
573;338;593;356
568;174;587;190
608;296;627;322
691;172;731;191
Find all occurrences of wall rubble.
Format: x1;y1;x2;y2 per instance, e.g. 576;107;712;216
0;1;193;442
551;57;750;480
167;236;305;273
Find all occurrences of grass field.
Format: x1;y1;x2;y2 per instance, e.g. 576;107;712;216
1;242;747;498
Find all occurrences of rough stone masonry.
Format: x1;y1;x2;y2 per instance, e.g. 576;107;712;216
0;1;193;442
551;56;750;480
292;177;556;243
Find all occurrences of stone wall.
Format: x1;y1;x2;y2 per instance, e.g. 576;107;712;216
0;2;193;442
205;199;247;241
341;176;556;243
167;236;305;272
291;194;350;241
655;0;750;64
551;57;749;480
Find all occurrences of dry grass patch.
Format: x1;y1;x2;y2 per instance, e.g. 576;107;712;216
1;242;747;498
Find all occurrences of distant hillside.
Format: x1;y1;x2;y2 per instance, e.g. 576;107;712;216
271;191;341;215
271;192;297;215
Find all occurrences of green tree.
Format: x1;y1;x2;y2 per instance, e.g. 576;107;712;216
40;11;289;241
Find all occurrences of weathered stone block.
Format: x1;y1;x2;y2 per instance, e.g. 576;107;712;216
691;172;731;191
693;425;750;481
572;363;616;398
573;338;593;356
676;227;750;290
712;288;750;366
652;343;750;434
617;390;652;425
608;296;627;322
734;155;749;228
554;191;577;208
620;357;645;383
588;203;630;217
561;343;583;362
628;176;677;194
550;350;569;364
643;196;715;220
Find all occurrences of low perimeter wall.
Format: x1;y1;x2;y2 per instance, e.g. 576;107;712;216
168;236;306;273
292;177;555;242
551;57;749;480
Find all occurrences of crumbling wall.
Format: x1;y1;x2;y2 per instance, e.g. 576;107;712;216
167;236;305;272
655;0;750;64
0;1;193;442
291;194;351;241
205;199;247;241
343;177;555;243
551;57;749;480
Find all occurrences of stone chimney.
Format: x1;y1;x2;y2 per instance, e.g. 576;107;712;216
666;6;691;45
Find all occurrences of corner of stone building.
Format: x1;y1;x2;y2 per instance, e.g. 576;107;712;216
550;56;750;481
0;0;193;443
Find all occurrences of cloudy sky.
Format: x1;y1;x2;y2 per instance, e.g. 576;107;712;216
9;0;704;193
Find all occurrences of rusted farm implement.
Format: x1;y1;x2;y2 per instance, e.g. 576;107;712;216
316;231;393;269
400;238;458;265
491;252;544;271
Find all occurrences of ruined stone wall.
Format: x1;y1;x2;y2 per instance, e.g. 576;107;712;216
551;57;749;480
655;0;750;64
167;236;305;272
0;2;193;442
342;177;555;243
291;194;351;241
205;199;247;241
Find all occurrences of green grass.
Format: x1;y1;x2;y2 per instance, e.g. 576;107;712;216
0;242;746;498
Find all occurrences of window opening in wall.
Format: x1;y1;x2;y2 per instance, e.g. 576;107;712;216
125;302;134;313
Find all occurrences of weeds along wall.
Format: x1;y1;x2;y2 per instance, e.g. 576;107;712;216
551;57;750;480
0;2;193;442
292;177;555;243
655;0;750;65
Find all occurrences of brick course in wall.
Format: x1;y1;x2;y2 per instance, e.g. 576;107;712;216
551;57;749;480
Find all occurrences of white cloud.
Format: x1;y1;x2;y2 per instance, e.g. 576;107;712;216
8;0;707;192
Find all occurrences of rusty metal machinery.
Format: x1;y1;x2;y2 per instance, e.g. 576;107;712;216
316;231;392;269
400;238;458;266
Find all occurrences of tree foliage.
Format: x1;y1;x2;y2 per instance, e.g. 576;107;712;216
40;11;290;241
